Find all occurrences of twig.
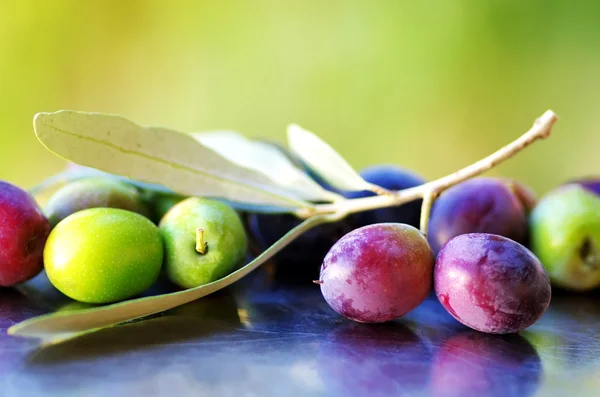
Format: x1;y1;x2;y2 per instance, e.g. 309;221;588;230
296;110;558;219
419;190;436;236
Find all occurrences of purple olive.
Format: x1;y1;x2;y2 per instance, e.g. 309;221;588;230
319;223;434;323
428;178;532;253
434;233;551;334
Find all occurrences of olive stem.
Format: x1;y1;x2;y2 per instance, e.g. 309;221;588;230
195;228;208;255
419;190;436;237
366;183;394;196
295;110;558;219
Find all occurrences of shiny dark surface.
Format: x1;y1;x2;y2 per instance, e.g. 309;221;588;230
1;269;600;397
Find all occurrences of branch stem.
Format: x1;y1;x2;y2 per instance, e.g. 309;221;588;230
295;110;558;219
420;190;435;236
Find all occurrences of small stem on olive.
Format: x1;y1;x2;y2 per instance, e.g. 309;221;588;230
195;228;208;255
296;110;558;219
419;190;436;237
313;280;324;285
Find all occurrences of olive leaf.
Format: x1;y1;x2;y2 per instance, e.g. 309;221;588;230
8;213;338;344
30;163;179;201
192;131;343;202
29;167;302;214
34;111;312;211
287;124;376;192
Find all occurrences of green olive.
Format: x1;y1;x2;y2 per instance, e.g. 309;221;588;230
159;198;248;289
147;192;187;223
530;185;600;291
45;177;150;227
44;208;163;303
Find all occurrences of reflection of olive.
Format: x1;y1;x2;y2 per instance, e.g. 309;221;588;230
317;323;431;397
29;295;242;365
27;316;226;366
168;291;241;326
0;288;46;320
431;331;541;397
523;291;600;372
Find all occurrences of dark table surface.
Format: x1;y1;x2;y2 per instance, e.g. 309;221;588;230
1;269;599;397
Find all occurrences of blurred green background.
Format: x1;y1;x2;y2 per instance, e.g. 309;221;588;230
1;1;599;195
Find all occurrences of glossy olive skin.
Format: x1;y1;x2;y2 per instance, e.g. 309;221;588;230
0;181;51;286
530;184;600;291
159;198;248;289
434;233;551;334
319;223;434;323
45;177;150;227
428;178;530;254
44;208;163;304
345;165;426;229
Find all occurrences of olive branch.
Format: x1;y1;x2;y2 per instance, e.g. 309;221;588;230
8;109;558;344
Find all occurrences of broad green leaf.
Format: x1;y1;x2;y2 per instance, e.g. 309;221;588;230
8;213;338;344
34;111;312;210
193;131;342;202
287;124;375;192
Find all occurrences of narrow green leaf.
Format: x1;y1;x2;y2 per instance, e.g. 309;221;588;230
29;168;304;215
287;124;373;192
8;213;337;344
193;131;343;202
34;111;312;210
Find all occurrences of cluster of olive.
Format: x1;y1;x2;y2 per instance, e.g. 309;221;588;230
0;177;247;304
1;139;598;337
